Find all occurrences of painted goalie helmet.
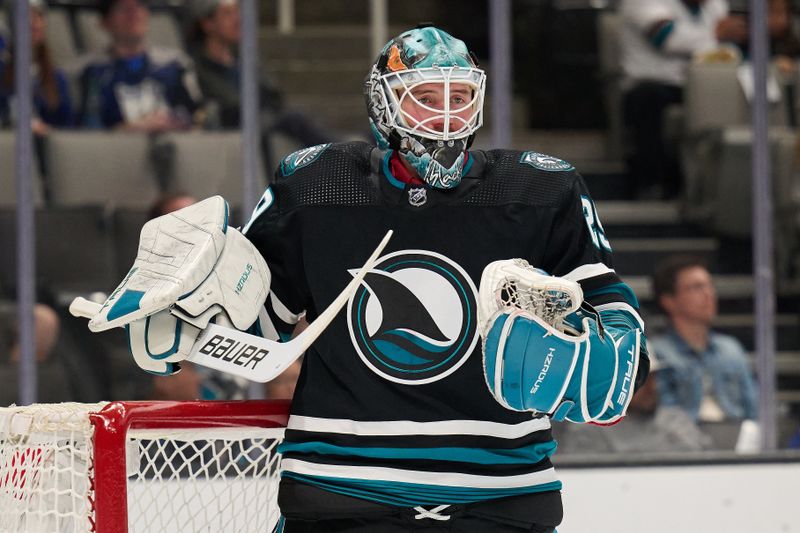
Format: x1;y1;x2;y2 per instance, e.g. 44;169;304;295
364;25;486;189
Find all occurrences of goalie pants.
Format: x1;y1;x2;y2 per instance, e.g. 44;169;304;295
277;478;561;532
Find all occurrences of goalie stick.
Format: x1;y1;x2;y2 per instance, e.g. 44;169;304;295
70;230;393;383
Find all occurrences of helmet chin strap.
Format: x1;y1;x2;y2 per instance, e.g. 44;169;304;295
394;134;469;190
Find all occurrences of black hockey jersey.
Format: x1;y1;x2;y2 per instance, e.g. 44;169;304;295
243;141;647;508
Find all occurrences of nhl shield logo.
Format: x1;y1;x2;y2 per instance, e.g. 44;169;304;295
408;187;427;207
280;143;331;176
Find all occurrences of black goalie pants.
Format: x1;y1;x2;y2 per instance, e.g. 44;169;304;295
277;478;562;532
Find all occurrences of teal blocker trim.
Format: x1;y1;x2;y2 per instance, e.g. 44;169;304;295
279;440;557;466
124;325;175;376
145;315;182;360
584;282;640;308
281;471;562;507
650;21;674;49
106;289;145;321
246;316;264;337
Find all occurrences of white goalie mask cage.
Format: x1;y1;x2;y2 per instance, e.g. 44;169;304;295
378;66;486;142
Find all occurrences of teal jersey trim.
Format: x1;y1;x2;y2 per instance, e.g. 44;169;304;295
278;440;557;466
583;282;640;308
382;150;405;190
650;20;674;49
106;289;145;321
281;472;562;507
599;309;645;337
462;151;474;176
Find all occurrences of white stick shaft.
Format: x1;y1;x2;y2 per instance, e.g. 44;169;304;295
69;297;103;319
187;230;393;382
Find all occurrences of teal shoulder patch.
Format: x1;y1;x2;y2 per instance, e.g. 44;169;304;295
519;151;574;172
280;143;332;177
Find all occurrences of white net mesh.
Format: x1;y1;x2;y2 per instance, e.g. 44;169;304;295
127;427;283;533
0;402;286;533
0;402;102;533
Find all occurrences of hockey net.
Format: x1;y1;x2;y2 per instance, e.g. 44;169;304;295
0;400;289;533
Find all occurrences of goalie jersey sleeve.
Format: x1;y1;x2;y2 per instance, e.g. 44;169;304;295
242;187;310;340
541;173;649;388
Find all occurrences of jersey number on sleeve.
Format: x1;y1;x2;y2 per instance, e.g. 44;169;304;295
581;196;612;252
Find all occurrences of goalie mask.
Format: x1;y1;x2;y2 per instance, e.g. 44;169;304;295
364;25;486;189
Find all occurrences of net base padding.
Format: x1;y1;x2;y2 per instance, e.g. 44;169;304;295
0;400;290;533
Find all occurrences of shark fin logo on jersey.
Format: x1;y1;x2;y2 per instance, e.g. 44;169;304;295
280;143;331;176
520;151;574;172
347;250;479;385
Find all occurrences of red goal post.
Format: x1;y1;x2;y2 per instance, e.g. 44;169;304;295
0;400;290;533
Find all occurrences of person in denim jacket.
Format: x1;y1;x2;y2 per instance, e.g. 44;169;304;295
650;255;758;421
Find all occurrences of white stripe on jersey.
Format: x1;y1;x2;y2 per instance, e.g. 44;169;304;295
287;415;551;438
595;302;646;331
561;262;615;282
269;292;306;325
281;458;559;489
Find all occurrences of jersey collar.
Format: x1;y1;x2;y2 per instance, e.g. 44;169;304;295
381;150;473;190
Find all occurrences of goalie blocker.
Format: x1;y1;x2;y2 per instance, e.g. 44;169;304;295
70;196;393;382
478;260;641;425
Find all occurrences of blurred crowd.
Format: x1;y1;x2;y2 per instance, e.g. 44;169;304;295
1;0;799;454
0;0;337;165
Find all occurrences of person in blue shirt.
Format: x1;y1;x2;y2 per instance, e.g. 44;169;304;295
0;0;73;131
76;0;202;131
650;255;758;421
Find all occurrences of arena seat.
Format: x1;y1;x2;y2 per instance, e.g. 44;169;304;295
596;10;625;161
684;62;787;134
163;131;266;202
680;61;799;283
681;62;792;221
74;9;106;53
111;207;148;280
45;7;79;68
0;132;44;208
75;9;184;54
46;131;160;208
0;206;115;295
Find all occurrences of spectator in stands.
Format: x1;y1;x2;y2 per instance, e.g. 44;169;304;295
0;301;74;405
186;0;333;169
7;302;60;364
0;0;73;131
264;358;302;400
151;361;203;400
650;255;758;422
76;0;203;131
619;0;747;200
147;191;198;220
556;353;712;454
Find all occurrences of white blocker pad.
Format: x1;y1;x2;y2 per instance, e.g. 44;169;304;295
172;228;271;331
88;196;229;332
